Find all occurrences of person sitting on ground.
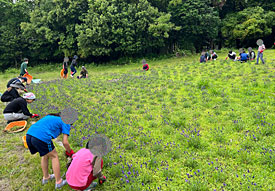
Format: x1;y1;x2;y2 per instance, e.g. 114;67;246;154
66;138;108;191
1;82;26;103
239;51;249;63
200;52;207;63
226;50;236;61
248;47;256;61
3;92;38;123
70;55;78;77
7;76;27;89
209;50;218;60
142;59;149;71
20;58;29;76
77;66;88;79
26;112;75;189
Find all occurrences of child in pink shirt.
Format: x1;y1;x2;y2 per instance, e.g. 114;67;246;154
256;41;266;64
66;143;106;190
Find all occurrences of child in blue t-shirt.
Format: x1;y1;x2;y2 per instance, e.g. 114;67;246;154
26;113;75;189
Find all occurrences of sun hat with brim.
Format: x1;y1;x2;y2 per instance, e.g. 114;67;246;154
61;107;78;124
10;82;25;90
86;134;112;157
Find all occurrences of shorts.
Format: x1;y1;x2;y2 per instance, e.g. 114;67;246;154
26;135;55;157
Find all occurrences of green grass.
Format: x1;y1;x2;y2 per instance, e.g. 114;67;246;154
0;50;275;190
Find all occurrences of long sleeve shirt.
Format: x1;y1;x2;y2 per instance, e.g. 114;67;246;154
3;97;32;116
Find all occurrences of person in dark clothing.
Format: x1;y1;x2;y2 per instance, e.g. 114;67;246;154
62;57;69;78
248;47;256;60
204;51;210;61
7;77;27;88
77;66;88;79
70;55;78;77
1;82;25;103
3;92;38;123
210;50;218;60
200;52;207;63
226;51;236;60
142;59;149;71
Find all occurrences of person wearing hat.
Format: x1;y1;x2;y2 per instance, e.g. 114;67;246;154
26;110;77;189
142;59;149;71
66;135;111;191
3;92;38;123
7;76;27;89
1;82;26;103
256;40;266;65
20;58;29;76
70;55;78;77
77;66;88;79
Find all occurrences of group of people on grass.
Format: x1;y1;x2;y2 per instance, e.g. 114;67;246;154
62;55;88;79
200;40;266;64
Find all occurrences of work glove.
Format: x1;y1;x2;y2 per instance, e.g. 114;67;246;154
66;149;75;157
99;176;106;185
31;114;39;118
24;89;28;92
26;72;29;75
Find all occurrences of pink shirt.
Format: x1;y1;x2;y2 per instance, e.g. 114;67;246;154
66;148;94;187
258;44;265;52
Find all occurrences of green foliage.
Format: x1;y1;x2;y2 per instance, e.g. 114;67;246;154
221;7;275;47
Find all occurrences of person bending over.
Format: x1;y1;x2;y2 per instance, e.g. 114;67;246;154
1;82;26;103
142;59;149;71
226;51;236;61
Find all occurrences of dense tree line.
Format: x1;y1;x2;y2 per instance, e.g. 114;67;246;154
0;0;274;69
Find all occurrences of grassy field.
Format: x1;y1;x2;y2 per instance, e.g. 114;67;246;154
0;50;275;191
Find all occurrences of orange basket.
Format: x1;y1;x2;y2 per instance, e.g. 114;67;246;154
23;74;33;84
60;69;68;79
22;135;28;148
4;120;27;133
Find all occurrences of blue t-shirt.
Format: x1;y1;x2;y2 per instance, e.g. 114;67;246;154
27;115;71;143
240;53;249;61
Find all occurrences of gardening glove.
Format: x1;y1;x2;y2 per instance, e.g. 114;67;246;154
24;89;28;92
66;149;75;157
26;72;29;75
98;176;106;185
31;114;39;118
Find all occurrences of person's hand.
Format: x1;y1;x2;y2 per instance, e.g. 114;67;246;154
66;149;75;157
99;176;106;185
31;114;39;118
26;72;29;75
260;50;263;53
24;89;28;92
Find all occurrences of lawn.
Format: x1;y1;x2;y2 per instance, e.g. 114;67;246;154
0;50;275;191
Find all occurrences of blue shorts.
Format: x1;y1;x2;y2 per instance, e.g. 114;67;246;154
26;135;55;157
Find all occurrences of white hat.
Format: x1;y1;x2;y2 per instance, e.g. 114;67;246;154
23;92;36;100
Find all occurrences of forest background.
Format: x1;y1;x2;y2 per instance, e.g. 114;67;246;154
0;0;275;69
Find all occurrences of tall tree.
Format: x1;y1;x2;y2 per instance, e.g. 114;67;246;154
168;0;220;51
76;0;176;59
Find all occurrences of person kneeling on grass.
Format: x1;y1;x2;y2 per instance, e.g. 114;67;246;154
77;66;88;79
26;112;75;189
66;135;111;191
142;59;149;71
3;92;38;123
199;52;207;63
226;50;236;61
239;51;249;63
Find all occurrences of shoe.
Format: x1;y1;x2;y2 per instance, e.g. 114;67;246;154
70;75;73;77
55;179;67;189
42;174;55;185
84;182;98;190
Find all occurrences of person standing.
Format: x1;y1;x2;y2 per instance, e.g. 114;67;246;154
20;58;29;76
70;55;78;77
62;57;69;79
26;112;75;189
256;40;266;65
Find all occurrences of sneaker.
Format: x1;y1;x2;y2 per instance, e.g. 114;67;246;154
55;179;67;189
84;182;98;191
42;174;55;185
70;75;73;77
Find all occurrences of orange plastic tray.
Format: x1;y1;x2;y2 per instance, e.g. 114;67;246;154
23;74;33;84
4;120;27;133
22;135;28;148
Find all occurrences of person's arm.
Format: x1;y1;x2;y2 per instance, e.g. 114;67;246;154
92;157;103;178
19;99;32;116
63;134;72;154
